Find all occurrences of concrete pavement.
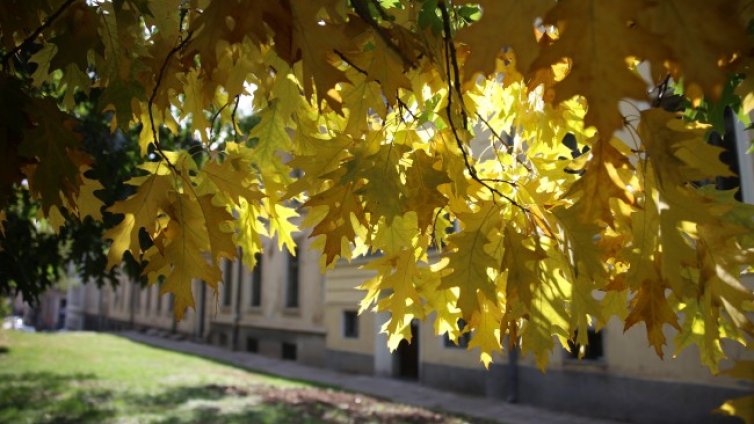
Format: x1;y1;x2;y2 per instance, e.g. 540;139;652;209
121;331;621;424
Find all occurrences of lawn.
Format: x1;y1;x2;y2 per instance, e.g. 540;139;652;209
0;331;470;424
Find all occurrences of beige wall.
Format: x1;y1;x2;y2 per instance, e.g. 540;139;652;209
322;258;754;389
219;234;327;335
418;318;491;370
324;261;375;355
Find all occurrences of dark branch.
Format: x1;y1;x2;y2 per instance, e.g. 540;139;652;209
231;95;241;141
475;112;533;173
1;0;78;69
147;31;194;171
430;206;448;249
479;178;518;187
351;0;414;66
334;49;368;76
437;0;526;212
396;98;419;122
209;95;240;143
438;1;468;130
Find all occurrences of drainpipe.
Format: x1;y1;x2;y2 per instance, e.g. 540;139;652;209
97;282;104;331
129;282;135;329
197;281;206;341
171;298;177;334
231;254;243;351
507;345;519;403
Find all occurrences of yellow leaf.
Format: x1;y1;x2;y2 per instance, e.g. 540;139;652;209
716;395;754;424
624;277;681;359
104;171;174;269
143;192;223;319
457;0;553;78
373;212;419;256
196;195;237;265
264;199;299;255
467;293;503;368
404;150;450;231
73;166;104;221
439;202;501;316
530;0;661;140
639;0;751;101
639;109;734;186
305;181;368;265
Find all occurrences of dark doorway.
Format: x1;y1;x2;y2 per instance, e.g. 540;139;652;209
395;321;419;379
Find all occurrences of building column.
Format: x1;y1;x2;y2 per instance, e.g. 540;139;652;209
373;311;392;377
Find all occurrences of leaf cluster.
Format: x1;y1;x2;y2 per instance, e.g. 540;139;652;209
1;2;754;419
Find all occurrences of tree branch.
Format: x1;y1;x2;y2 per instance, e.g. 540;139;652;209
208;95;240;143
437;1;526;212
334;49;368;76
147;31;193;172
351;0;414;66
1;0;78;69
475;112;533;173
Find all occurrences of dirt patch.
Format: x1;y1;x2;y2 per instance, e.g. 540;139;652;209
261;387;456;423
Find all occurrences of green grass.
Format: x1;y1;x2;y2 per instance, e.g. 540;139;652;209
0;331;469;424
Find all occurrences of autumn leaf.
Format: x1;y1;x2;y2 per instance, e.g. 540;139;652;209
103;169;174;269
624;276;681;358
3;0;754;398
638;0;751;101
18;98;89;215
530;0;662;140
457;0;553;78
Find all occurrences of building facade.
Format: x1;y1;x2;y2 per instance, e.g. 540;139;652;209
60;112;754;423
64;242;754;424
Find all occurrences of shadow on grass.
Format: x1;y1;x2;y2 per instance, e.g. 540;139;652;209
0;372;113;424
154;403;325;424
126;383;328;424
127;383;449;424
124;383;249;408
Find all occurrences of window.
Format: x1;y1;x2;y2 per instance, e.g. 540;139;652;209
285;247;299;308
444;319;471;348
222;259;233;307
282;342;297;360
343;310;359;339
156;289;162;313
246;337;258;353
218;332;228;347
250;253;262;307
566;328;604;360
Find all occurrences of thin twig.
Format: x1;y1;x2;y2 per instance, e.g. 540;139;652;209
430;206;448;249
476;112;512;154
396;98;419;121
147;31;194;172
208;95;240;143
231;95;241;141
1;0;77;69
334;49;368;76
475;112;533;173
439;2;468;130
351;0;414;66
437;1;526;211
368;0;392;21
479;178;518;187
